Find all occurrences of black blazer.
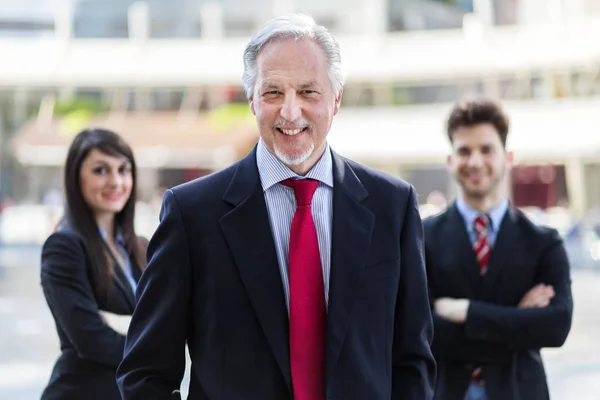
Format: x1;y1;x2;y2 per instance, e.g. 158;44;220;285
117;147;436;399
40;227;142;400
424;203;573;400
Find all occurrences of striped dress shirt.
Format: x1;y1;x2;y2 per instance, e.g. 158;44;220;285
256;139;333;312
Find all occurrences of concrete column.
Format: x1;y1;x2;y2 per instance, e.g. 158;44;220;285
483;77;501;99
58;87;75;101
207;87;228;109
12;88;28;131
565;158;587;217
36;95;56;131
200;2;224;39
54;3;73;41
363;0;387;35
133;88;152;111
372;83;391;107
128;2;150;42
0;112;4;194
28;167;43;203
473;0;495;25
584;163;600;211
136;168;159;202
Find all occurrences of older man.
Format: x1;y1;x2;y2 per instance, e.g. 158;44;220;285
117;13;435;400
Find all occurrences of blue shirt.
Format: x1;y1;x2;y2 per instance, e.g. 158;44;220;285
455;196;509;247
99;228;137;293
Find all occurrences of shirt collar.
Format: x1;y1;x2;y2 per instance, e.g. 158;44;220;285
455;196;509;234
99;228;125;246
256;138;334;192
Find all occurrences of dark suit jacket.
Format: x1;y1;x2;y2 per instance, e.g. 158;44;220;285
40;227;142;400
116;147;436;399
424;203;573;400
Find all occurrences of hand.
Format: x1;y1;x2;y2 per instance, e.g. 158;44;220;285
434;298;470;323
518;283;555;308
100;310;132;335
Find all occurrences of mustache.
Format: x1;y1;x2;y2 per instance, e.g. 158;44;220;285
272;119;311;129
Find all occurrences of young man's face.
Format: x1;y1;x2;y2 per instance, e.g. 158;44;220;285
447;123;513;201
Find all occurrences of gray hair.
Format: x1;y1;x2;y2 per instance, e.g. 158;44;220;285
242;13;346;99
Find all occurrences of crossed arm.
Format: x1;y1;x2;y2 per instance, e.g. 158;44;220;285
431;233;573;362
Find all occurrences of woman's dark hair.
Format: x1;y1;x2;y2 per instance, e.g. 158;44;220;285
60;128;146;301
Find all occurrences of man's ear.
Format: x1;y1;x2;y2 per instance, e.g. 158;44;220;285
249;96;256;115
333;89;343;115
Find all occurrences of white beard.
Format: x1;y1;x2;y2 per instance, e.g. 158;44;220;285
274;142;315;167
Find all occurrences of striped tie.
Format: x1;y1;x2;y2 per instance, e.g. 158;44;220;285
472;215;490;386
473;215;490;275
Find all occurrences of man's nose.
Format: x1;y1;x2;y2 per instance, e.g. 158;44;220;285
467;152;485;167
280;93;302;122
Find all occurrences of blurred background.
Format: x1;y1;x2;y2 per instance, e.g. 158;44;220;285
0;0;600;398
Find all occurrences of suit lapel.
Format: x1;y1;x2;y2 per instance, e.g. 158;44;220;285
481;207;517;292
65;225;137;310
326;153;374;386
219;148;292;391
130;258;142;283
107;249;136;309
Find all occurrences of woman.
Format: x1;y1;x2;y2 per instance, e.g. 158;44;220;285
40;128;147;399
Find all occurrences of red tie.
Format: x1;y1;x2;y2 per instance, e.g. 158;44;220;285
473;215;490;275
472;215;490;385
280;178;326;400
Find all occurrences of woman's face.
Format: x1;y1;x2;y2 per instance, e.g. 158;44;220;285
79;148;133;219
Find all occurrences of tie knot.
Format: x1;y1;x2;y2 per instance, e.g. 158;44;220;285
474;215;489;235
281;178;319;206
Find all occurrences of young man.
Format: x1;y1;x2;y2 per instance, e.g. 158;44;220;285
117;14;436;400
425;99;573;400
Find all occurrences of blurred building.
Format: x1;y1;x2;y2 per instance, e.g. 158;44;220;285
72;0;493;38
0;2;58;38
1;0;600;216
74;0;206;38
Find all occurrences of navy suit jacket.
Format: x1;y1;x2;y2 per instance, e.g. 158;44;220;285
425;204;573;400
117;146;436;399
40;227;142;400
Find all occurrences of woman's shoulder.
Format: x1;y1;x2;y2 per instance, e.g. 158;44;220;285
41;228;88;272
44;226;83;248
